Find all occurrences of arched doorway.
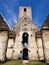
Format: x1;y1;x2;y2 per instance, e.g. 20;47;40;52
22;48;28;60
22;32;29;47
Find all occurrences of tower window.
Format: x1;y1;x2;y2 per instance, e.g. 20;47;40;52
24;8;27;12
24;18;26;19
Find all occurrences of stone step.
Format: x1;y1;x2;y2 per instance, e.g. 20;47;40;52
23;60;29;65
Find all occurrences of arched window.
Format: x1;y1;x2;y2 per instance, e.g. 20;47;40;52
24;8;27;12
24;24;27;26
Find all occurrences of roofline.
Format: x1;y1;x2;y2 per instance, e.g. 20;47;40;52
0;13;10;30
41;14;49;29
19;6;32;8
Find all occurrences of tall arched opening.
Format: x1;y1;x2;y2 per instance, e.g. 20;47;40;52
22;48;28;60
22;32;29;47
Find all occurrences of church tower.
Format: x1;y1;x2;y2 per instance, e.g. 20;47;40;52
12;6;39;60
19;6;32;20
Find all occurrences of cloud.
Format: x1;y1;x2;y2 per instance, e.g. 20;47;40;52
3;3;18;29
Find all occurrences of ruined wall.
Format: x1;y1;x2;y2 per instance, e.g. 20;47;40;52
6;39;14;59
0;31;8;62
19;7;32;20
13;31;23;59
36;38;44;60
28;31;38;60
42;30;49;63
12;31;38;60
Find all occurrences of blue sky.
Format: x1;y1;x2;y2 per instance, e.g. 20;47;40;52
0;0;49;29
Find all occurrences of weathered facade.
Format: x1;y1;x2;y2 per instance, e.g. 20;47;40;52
0;6;49;64
42;15;49;64
0;15;10;62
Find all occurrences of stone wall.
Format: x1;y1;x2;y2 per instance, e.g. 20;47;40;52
28;31;38;60
13;31;23;59
36;38;44;60
42;30;49;63
12;31;38;60
0;31;8;62
6;39;14;59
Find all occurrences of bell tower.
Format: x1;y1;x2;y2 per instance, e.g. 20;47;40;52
19;6;32;20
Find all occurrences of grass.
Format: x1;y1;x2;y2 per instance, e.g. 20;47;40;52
29;60;46;65
0;60;46;65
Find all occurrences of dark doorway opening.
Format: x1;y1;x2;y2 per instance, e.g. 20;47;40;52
22;48;28;60
22;32;29;47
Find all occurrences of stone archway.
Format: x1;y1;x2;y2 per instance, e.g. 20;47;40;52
22;32;29;47
22;48;28;60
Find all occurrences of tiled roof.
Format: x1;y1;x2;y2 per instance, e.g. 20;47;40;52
0;14;10;31
42;15;49;29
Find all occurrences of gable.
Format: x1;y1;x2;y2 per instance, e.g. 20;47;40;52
0;15;10;31
42;15;49;29
12;16;39;32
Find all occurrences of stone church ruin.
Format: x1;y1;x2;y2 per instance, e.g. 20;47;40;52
0;6;49;64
